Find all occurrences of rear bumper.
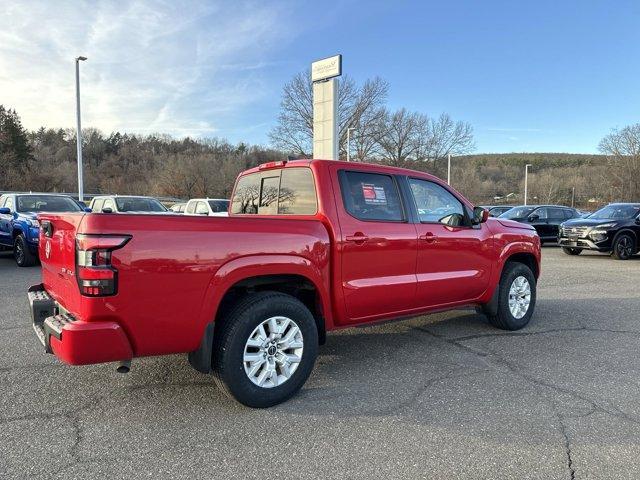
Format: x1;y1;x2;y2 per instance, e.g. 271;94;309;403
28;284;133;365
558;236;610;251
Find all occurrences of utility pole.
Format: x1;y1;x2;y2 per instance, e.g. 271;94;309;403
524;164;532;205
347;127;356;161
75;56;88;201
447;153;451;185
571;186;575;208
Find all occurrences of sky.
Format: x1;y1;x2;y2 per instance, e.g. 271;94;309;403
0;0;638;153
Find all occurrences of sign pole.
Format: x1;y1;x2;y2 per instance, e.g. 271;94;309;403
311;55;342;160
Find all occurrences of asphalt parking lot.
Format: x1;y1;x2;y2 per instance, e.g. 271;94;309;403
1;247;639;479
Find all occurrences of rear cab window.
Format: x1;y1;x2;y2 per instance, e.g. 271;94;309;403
231;167;317;215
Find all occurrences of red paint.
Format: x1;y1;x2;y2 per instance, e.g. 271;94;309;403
37;159;540;366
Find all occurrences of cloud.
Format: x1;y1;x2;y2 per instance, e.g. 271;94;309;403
0;0;296;137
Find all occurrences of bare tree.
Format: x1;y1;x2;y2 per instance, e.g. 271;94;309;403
599;124;640;201
269;70;388;157
374;108;428;165
417;113;475;162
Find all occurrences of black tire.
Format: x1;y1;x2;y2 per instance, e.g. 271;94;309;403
486;262;536;331
610;233;636;260
212;291;318;408
562;247;582;256
14;234;37;267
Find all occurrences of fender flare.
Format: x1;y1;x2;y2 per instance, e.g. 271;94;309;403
189;254;332;373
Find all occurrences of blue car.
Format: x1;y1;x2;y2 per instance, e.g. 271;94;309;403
0;193;84;266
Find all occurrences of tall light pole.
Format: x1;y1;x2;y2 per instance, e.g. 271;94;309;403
447;153;451;185
524;164;532;205
346;127;356;162
75;56;87;202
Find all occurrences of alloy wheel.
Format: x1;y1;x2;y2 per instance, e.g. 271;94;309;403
508;275;531;319
243;316;304;388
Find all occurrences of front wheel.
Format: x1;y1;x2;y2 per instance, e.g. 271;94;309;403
14;234;37;267
486;262;537;330
212;291;318;408
611;234;635;260
562;247;582;255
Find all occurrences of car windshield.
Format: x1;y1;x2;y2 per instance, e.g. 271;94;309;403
115;197;167;212
588;205;640;220
208;200;229;213
499;206;535;219
16;195;82;213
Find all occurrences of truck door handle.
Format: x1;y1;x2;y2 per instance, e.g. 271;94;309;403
346;233;368;244
419;233;437;243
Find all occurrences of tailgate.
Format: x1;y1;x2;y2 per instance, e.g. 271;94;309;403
38;213;86;316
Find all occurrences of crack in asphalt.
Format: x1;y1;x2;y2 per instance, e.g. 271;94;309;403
449;326;640;342
414;324;640;479
557;412;576;480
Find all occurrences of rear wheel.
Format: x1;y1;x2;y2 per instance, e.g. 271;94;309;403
562;247;582;255
486;262;536;330
212;291;318;408
14;235;37;267
611;234;635;260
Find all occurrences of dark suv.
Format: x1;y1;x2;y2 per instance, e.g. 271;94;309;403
498;205;581;243
558;203;640;260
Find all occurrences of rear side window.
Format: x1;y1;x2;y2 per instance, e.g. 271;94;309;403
186;202;196;214
231;167;317;215
548;208;566;220
339;171;403;222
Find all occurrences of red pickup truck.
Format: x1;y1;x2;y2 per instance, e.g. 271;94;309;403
29;160;540;407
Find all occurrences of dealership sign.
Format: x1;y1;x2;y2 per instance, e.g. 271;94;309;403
311;55;342;82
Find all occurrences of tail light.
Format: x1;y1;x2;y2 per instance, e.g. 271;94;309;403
76;234;131;296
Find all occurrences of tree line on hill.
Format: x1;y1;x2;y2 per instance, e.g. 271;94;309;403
1;68;639;208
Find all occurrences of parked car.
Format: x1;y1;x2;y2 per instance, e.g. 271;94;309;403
0;193;83;266
481;205;514;217
169;202;187;213
558;203;640;260
29;159;540;407
185;198;230;216
498;205;581;243
89;195;167;213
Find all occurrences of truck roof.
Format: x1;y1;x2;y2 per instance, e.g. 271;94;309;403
243;159;444;183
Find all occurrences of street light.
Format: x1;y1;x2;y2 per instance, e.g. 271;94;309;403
524;164;532;206
75;56;87;201
346;127;356;162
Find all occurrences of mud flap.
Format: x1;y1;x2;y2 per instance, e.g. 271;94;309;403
188;322;215;374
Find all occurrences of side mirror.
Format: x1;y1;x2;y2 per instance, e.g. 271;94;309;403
528;214;539;222
0;207;10;214
84;207;92;213
102;207;113;213
635;217;640;225
472;206;489;224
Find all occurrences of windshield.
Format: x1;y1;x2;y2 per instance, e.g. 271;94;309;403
16;195;82;213
589;204;640;220
499;206;535;219
115;197;167;212
208;200;229;213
